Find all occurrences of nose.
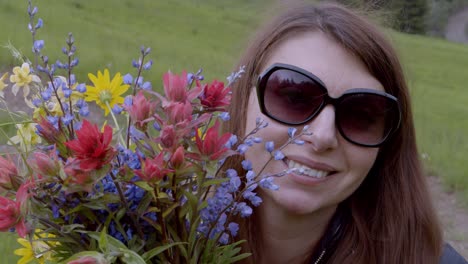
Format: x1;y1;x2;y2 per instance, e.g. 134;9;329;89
302;105;338;152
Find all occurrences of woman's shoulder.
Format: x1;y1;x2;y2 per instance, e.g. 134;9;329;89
440;243;467;264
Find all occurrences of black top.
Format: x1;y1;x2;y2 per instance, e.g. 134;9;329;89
308;207;467;264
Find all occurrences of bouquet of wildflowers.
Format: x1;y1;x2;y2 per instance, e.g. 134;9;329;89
0;2;314;264
0;1;310;263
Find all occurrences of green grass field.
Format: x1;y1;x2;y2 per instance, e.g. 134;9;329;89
1;0;468;262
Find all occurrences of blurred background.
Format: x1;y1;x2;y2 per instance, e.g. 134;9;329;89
1;0;467;261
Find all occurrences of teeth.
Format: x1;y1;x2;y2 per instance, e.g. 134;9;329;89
288;160;329;178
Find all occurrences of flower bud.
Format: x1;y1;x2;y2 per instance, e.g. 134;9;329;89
170;146;185;169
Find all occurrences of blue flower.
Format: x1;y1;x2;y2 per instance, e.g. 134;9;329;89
227;222;239;237
265;141;274;153
236;144;249;154
259;177;279;190
143;60;153;70
273;150;285;160
288;127;297;138
241;159;252;171
123;73;133;85
219;112;230;121
112;104;123;115
141;81;152;90
75;83;86;93
33;39;44;52
294;139;305;145
35;18;43;29
236;202;253;218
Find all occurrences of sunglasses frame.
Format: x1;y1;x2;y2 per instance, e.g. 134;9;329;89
256;63;401;147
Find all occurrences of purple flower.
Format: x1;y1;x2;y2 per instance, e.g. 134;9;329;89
236;144;249;154
123;73;133;85
141;81;152;90
143;60;153;70
228;222;239;237
75;83;86;93
288;127;297;138
33;39;44;52
259;177;279;190
294;139;305;145
112;104;123;115
35;18;43;29
236;202;253;218
273;150;285;160
265;141;274;153
241;159;252;171
219;112;230;121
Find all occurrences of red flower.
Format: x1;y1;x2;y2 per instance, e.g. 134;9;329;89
163;71;201;104
65;120;116;171
0;155;18;190
125;91;157;131
159;125;177;149
0;182;31;237
135;152;172;182
165;101;192;125
194;121;232;160
199;80;231;109
170;146;185;169
31;150;60;178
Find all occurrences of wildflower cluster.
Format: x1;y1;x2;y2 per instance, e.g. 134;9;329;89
0;1;314;263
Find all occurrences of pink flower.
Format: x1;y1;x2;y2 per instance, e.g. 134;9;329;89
0;182;31;237
0;196;21;232
0;155;18;190
159;125;177;149
163;71;201;104
170;146;185;169
65;120;116;171
68;255;108;264
194;121;232;160
125;91;157;131
31;150;60;177
63;158;100;193
165;101;192;124
135;152;172;182
198;80;231;109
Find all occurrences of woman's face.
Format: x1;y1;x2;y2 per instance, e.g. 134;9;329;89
245;31;383;215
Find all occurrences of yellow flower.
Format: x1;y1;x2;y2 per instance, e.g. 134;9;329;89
14;231;56;264
9;63;40;97
8;122;41;152
85;69;129;116
0;72;8;98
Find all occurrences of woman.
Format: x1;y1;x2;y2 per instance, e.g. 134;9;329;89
223;2;467;264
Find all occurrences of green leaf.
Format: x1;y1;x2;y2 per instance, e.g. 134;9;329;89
201;178;228;188
141;242;187;262
134;180;154;192
162;202;179;218
88;232;128;252
98;228;108;253
118;248;147;264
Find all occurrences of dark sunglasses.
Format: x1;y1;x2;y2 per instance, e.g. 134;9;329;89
256;63;401;147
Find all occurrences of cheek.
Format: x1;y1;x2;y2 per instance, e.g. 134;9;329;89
343;144;379;179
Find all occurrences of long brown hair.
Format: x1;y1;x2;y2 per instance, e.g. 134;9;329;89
223;2;442;264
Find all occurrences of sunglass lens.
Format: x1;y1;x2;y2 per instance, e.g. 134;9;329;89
263;69;326;124
338;93;398;146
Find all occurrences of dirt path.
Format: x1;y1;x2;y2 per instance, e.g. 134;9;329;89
428;176;468;258
445;6;468;44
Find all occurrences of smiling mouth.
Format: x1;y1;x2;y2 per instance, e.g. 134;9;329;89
286;159;333;179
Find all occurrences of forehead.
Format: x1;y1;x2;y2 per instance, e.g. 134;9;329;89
261;31;384;96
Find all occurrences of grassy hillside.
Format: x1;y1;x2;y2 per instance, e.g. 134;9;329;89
1;0;468;262
393;32;468;202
